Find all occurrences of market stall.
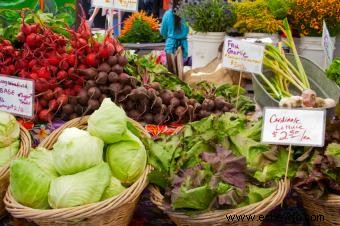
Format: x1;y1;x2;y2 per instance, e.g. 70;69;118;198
0;0;339;226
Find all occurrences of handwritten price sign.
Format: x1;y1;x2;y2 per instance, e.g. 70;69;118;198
0;75;34;118
222;37;265;74
261;108;326;147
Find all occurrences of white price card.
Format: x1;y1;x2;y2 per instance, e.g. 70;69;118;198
114;0;138;12
322;20;334;63
261;108;326;147
92;0;114;8
223;37;265;74
0;75;34;118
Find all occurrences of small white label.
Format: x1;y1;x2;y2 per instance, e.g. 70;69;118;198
322;20;334;63
223;37;265;74
0;75;34;118
261;108;326;147
92;0;114;8
114;0;138;12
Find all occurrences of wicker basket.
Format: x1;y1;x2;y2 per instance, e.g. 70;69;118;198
150;180;290;226
0;125;31;218
4;116;151;226
298;191;340;226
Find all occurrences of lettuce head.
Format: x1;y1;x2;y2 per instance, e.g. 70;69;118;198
87;98;128;144
0;140;19;166
10;159;53;209
101;177;126;200
106;131;146;185
28;147;58;177
53;128;104;175
0;111;20;148
48;163;111;208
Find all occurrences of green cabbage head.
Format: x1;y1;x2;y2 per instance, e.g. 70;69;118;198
0;111;20;148
53;128;104;175
48;163;111;208
87;98;128;144
106;132;146;185
101;177;126;200
28;147;58;177
0;140;19;167
10;159;54;209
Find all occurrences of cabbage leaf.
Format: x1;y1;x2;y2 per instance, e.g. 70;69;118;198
87;98;128;144
0;140;19;166
28;147;58;177
48;163;111;208
53;128;104;175
106;132;146;185
101;177;126;200
10;159;53;209
0;111;20;148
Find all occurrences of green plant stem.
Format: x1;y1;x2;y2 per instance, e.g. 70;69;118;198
263;58;305;91
282;19;310;88
258;73;281;99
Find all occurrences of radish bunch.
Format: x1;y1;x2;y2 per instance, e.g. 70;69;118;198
0;15;125;123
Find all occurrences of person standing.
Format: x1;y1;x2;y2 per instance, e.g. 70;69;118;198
160;0;189;59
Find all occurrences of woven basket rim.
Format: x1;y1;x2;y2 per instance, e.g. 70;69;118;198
4;116;151;221
149;179;290;220
0;125;31;179
296;189;340;206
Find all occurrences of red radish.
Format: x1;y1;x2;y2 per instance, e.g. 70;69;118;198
21;23;31;35
43;89;54;101
38;109;52;122
35;78;50;93
60;61;69;71
54;87;63;97
50;66;58;75
7;65;15;74
39;99;48;108
78;64;87;70
63;80;74;88
47;54;59;66
34;102;42;113
67;54;76;66
32;65;41;73
48;99;58;111
2;40;11;46
64;89;71;96
68;67;75;74
29;59;37;68
49;78;57;89
98;43;115;59
55;94;69;113
25;33;42;48
85;53;98;67
30;24;39;33
37;67;51;79
29;73;38;80
56;70;68;80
